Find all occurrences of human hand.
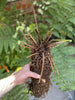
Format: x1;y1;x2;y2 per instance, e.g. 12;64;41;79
14;64;40;86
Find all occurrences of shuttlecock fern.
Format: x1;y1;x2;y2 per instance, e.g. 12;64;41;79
13;29;75;92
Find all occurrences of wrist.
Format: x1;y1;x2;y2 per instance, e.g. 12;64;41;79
13;72;21;86
8;75;17;86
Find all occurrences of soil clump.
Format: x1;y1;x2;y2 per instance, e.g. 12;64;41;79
29;43;52;97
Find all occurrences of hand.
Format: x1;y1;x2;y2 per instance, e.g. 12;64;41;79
14;64;40;86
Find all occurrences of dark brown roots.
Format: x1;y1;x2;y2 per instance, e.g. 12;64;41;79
21;22;67;97
21;30;68;97
29;50;52;97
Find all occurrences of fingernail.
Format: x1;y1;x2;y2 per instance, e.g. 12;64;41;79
37;75;40;78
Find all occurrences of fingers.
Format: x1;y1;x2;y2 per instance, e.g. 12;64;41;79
23;64;30;70
29;72;40;79
24;64;40;79
25;64;30;68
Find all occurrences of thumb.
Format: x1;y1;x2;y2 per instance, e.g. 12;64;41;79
29;72;40;79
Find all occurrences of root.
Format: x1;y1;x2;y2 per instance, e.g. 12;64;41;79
36;58;39;69
47;56;55;76
39;53;45;83
49;53;59;75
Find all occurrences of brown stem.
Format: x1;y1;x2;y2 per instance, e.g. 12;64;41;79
32;6;38;33
48;41;67;49
50;45;58;49
47;45;58;49
39;53;45;83
46;32;53;43
47;56;55;76
48;39;58;44
24;36;35;46
32;6;41;43
21;41;36;49
49;53;59;75
20;30;35;46
35;29;41;43
27;53;39;58
20;45;34;49
26;29;37;45
44;29;53;42
49;41;67;47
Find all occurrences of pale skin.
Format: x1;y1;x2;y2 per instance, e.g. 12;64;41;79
0;64;40;98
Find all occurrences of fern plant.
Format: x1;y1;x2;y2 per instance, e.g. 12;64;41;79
13;30;75;92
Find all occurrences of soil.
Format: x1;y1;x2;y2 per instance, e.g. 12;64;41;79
29;43;52;97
